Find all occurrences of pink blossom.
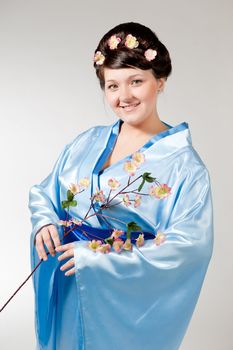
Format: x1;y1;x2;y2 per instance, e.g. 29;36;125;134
144;48;157;61
113;238;124;253
111;229;124;239
79;177;90;188
134;194;141;208
125;34;139;49
96;243;111;253
107;35;121;49
88;239;102;251
123;160;138;176
122;194;132;207
149;184;171;199
108;178;121;190
123;238;133;251
71;218;82;226
68;183;80;194
135;233;145;247
93;51;105;65
57;220;73;227
93;187;106;203
132;152;145;166
154;231;166;246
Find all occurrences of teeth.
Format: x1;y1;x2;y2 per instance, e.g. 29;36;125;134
121;103;139;108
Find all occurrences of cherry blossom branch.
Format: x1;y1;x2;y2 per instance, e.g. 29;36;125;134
0;175;141;312
61;172;154;236
0;253;49;312
0;161;170;312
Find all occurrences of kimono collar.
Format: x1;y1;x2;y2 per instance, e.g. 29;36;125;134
109;118;193;158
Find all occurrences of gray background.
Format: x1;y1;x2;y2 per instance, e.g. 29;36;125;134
0;1;232;349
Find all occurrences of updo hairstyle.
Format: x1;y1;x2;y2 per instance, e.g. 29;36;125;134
93;22;172;90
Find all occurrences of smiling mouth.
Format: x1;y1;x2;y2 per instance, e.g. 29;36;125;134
120;103;140;111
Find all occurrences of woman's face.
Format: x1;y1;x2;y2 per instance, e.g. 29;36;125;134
103;67;165;127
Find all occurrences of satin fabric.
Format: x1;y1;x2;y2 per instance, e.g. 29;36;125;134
29;118;214;350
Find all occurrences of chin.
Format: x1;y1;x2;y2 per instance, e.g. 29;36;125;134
121;115;147;126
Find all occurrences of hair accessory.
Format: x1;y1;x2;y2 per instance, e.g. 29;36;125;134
107;34;121;49
125;34;139;49
144;48;157;61
94;51;105;65
93;33;157;65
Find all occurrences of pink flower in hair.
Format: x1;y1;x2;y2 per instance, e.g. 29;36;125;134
144;48;157;61
108;35;121;49
125;34;139;49
93;51;105;65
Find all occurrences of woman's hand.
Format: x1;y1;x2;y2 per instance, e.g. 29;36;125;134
55;242;76;276
35;224;61;261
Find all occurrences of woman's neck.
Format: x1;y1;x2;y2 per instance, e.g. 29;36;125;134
119;116;168;138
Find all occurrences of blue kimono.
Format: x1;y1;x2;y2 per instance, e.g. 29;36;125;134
29;118;214;350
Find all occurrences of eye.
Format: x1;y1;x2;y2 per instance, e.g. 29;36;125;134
131;79;143;85
107;79;143;90
107;84;118;90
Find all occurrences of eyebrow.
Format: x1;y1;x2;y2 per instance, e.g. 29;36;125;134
106;74;144;83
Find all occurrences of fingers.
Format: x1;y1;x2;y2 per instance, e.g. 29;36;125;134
35;233;48;261
43;229;56;257
56;243;76;276
35;224;60;261
64;267;75;276
55;242;75;252
49;225;61;248
56;244;74;263
57;248;74;261
59;258;75;276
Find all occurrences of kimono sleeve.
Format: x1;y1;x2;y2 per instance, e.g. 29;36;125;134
28;141;74;348
72;165;214;350
28;142;71;244
156;164;214;268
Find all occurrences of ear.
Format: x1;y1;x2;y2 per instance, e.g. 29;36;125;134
158;78;166;92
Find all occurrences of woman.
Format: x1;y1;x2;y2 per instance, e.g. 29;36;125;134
29;22;214;350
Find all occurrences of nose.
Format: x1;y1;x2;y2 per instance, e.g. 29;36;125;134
119;85;134;103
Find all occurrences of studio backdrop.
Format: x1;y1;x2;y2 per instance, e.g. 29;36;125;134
0;1;232;349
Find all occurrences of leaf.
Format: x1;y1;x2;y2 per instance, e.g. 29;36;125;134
61;200;69;209
145;177;155;183
126;232;131;240
126;221;142;234
138;179;145;192
143;172;156;183
69;200;77;207
143;172;151;177
104;237;114;246
138;172;157;191
67;189;74;201
126;221;142;240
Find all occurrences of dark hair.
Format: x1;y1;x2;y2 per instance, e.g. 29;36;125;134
93;22;172;90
